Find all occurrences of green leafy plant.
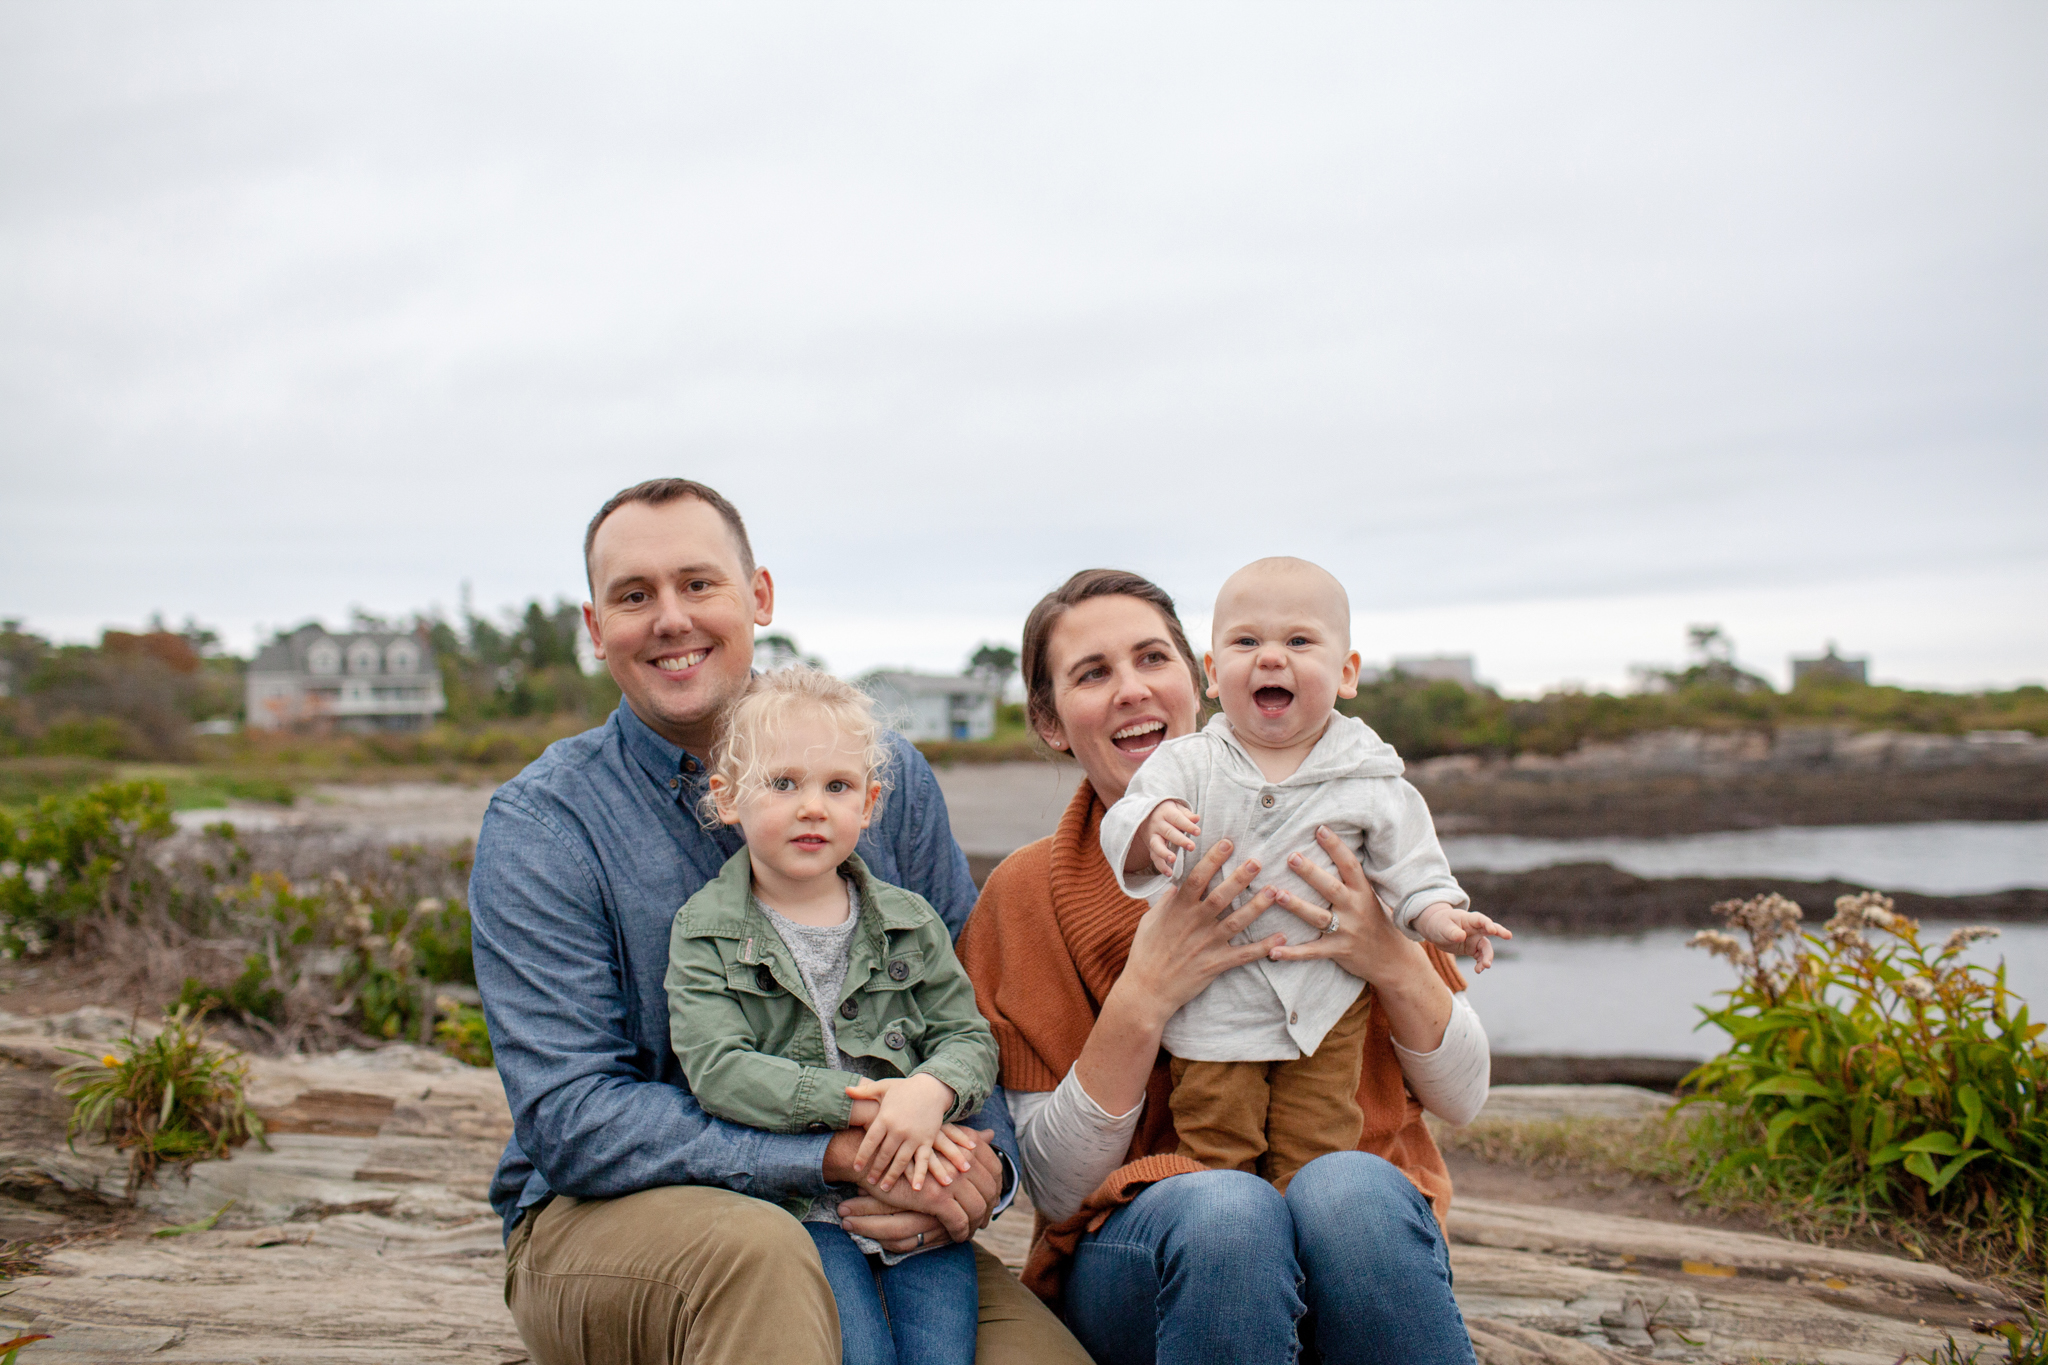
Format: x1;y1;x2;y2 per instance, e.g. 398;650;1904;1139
0;780;174;953
56;1007;266;1195
434;1002;493;1067
1681;892;2047;1269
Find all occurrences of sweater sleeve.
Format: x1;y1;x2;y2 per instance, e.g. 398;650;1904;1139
1391;993;1490;1126
1006;1070;1147;1223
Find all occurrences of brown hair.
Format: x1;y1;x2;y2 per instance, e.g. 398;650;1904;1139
1020;569;1202;738
583;479;756;592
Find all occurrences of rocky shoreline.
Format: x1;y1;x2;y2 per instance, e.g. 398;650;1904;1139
1410;726;2048;838
1460;863;2048;932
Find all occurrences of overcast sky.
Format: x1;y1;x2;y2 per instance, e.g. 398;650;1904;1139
3;3;2042;694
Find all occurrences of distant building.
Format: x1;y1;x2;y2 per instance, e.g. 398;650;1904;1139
858;670;1003;742
1392;655;1477;689
246;624;446;732
1792;643;1868;688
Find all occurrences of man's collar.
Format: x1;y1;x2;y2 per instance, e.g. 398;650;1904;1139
615;700;706;792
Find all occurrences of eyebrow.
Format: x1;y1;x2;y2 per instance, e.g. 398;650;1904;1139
603;561;729;597
1065;637;1173;679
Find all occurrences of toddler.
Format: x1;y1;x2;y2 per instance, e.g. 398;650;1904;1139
1101;557;1509;1190
666;667;998;1365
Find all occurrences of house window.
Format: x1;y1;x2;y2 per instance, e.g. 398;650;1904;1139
386;641;418;674
308;640;341;675
348;641;381;674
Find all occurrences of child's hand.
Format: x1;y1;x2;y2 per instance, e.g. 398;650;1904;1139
1412;902;1513;972
1134;801;1200;878
845;1073;955;1192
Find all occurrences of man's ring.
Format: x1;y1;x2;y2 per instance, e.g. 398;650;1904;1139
916;1231;926;1248
1321;908;1341;936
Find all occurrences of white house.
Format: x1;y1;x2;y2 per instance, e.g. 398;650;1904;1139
1391;654;1478;689
246;624;446;732
858;671;1003;743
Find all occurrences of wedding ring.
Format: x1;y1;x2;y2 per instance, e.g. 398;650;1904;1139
916;1231;926;1248
1320;908;1341;937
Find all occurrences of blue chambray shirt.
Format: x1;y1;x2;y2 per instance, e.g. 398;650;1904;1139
470;699;1012;1239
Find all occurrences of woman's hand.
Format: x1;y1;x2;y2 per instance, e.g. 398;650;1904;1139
1076;838;1289;1116
1264;824;1455;1053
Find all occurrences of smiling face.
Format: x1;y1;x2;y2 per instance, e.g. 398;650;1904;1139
1205;558;1362;762
712;711;880;895
1035;593;1202;807
583;496;774;754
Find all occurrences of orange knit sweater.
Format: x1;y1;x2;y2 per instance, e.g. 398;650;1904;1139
956;779;1466;1302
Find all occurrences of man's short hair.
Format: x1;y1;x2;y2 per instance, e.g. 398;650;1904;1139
583;479;756;593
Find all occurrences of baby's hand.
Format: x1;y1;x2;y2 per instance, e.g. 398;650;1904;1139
845;1074;955;1192
1411;902;1513;972
1134;801;1200;878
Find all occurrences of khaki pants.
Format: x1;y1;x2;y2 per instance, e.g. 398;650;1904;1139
1168;989;1373;1192
504;1185;1089;1365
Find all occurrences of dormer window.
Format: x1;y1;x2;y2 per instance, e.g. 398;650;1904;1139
386;641;418;674
308;640;341;675
347;640;382;675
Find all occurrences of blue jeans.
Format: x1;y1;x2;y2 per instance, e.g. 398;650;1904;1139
806;1224;979;1365
1063;1153;1476;1365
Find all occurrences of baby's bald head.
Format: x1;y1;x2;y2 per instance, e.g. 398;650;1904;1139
1212;557;1352;650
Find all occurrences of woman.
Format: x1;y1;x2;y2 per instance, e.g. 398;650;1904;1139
957;569;1488;1365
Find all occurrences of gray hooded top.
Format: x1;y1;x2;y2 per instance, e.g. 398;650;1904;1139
1101;712;1468;1060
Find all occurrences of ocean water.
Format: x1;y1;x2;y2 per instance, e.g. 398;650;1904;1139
1443;820;2048;896
1464;920;2048;1059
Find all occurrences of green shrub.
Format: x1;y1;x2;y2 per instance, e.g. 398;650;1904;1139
435;1003;493;1067
1681;892;2048;1267
56;1007;265;1194
0;779;175;953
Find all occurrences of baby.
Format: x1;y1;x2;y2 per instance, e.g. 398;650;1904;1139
1100;556;1508;1190
665;666;998;1365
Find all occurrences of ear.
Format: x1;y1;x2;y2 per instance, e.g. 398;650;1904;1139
860;780;881;828
1202;651;1221;701
1337;649;1362;700
582;601;606;661
1034;714;1069;751
708;774;743;826
751;567;775;628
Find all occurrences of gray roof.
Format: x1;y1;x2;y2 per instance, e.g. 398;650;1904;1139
249;623;437;677
857;670;1003;699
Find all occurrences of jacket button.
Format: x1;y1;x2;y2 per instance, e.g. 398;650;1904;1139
1261;793;1276;808
755;965;776;991
1289;1010;1299;1024
887;960;909;982
884;1030;906;1050
839;998;859;1020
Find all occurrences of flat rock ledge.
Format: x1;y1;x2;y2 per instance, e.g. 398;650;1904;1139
0;1019;2015;1363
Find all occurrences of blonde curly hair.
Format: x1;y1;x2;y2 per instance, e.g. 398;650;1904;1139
700;666;892;827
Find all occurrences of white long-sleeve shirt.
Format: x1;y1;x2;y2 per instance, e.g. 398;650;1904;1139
1009;994;1491;1222
1100;714;1468;1061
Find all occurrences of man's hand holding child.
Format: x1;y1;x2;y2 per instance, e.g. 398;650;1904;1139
1130;800;1201;878
844;1074;976;1194
1410;901;1513;971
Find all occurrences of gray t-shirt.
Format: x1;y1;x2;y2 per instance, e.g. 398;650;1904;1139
758;878;893;1246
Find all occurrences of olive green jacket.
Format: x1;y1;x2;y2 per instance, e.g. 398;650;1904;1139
665;848;998;1138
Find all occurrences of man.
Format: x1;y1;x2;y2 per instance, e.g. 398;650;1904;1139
470;479;1085;1365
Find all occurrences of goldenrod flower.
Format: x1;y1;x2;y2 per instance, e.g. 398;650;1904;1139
101;1054;119;1067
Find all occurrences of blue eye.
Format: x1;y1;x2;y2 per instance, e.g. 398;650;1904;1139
770;777;796;792
827;779;850;793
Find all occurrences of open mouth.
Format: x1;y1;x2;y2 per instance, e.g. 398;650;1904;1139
792;834;829;850
1253;687;1294;716
1111;719;1165;755
652;649;709;674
